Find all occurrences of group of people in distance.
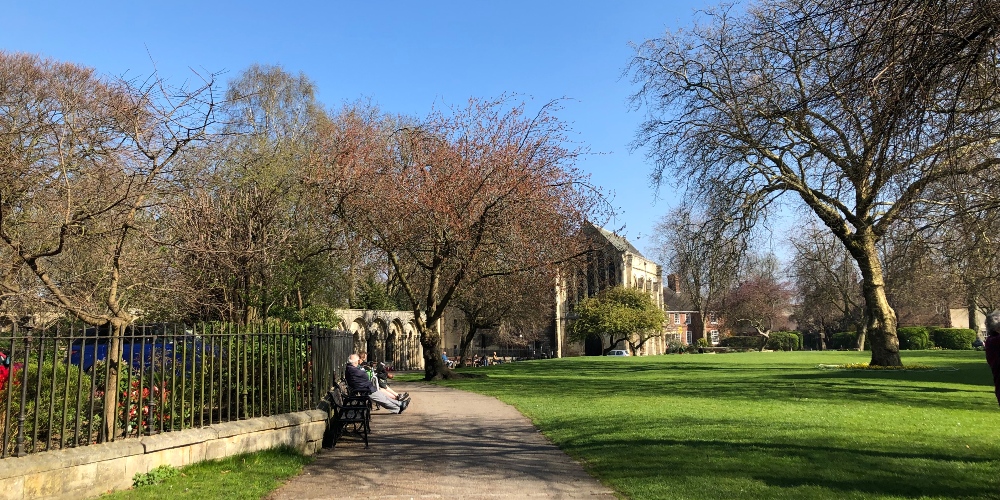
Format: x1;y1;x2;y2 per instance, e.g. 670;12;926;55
345;352;411;414
441;350;503;368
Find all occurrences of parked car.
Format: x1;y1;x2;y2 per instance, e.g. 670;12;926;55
606;349;630;356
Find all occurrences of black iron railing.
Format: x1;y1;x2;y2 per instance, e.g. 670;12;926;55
0;323;351;458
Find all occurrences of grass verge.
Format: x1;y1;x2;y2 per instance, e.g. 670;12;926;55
101;446;312;499
436;350;1000;500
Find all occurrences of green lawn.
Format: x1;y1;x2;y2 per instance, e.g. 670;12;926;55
436;351;1000;500
102;447;311;499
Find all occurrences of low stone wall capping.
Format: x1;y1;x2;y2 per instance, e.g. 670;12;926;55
0;409;328;500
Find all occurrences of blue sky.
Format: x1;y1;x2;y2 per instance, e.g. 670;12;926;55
1;1;715;256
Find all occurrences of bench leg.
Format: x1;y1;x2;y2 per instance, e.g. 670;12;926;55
322;418;337;448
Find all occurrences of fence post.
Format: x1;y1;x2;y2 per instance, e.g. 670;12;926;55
15;335;30;457
309;325;318;407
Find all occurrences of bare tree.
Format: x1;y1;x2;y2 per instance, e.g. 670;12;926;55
0;52;216;439
652;206;742;343
628;0;1000;365
724;253;795;350
878;227;958;328
789;222;865;347
919;170;1000;329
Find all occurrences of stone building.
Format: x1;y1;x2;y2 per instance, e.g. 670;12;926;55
343;224;680;365
554;223;669;356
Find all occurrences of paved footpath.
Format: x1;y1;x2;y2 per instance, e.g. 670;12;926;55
268;381;618;500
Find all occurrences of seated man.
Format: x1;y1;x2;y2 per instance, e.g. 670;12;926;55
357;352;409;402
345;353;409;414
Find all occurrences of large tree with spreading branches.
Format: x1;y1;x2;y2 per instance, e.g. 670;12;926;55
316;97;602;379
0;51;216;439
629;0;1000;366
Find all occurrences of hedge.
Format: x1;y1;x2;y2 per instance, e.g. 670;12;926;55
765;331;802;351
719;335;765;350
830;331;856;349
897;326;930;350
829;330;871;350
930;327;976;350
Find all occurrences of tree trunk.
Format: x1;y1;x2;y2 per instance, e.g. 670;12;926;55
627;339;641;356
968;293;980;332
458;324;479;368
418;323;450;380
854;239;901;366
604;335;627;354
100;324;124;442
856;322;868;352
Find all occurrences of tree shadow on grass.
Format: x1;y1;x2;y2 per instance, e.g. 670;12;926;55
459;356;997;411
553;417;1000;499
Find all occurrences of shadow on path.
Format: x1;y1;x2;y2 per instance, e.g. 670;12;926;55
268;383;617;499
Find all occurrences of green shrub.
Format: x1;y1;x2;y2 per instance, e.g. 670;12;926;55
829;331;856;349
930;328;976;350
829;331;870;350
897;327;930;350
665;340;686;354
133;464;180;488
766;331;802;351
696;338;710;347
719;335;765;350
0;358;96;454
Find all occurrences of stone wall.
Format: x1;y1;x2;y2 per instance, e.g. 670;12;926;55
0;410;328;500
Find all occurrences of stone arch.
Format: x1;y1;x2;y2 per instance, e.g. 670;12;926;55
584;334;604;356
350;318;367;354
366;322;379;360
388;319;404;367
370;318;390;361
405;321;421;371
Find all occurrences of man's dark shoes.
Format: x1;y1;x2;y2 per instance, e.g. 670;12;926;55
398;399;409;414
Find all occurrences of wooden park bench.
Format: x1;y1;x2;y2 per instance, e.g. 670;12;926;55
320;382;372;448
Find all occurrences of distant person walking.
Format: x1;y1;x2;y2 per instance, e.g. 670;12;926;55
985;311;1000;407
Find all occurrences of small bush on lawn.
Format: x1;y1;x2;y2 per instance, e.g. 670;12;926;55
930;328;976;350
719;335;764;351
765;331;802;351
897;327;930;350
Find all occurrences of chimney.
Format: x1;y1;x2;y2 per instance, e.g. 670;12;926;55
667;274;679;293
